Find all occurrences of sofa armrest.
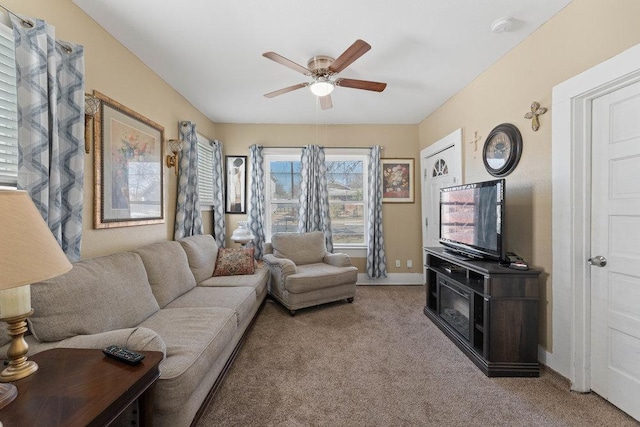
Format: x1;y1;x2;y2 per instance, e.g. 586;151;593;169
324;252;352;267
263;254;297;293
55;327;167;356
263;254;297;273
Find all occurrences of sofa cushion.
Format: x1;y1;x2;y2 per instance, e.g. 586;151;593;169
135;241;197;308
200;265;269;297
271;231;326;265
57;327;167;355
213;248;255;276
165;286;256;326
179;235;219;284
29;252;160;342
137;307;236;415
284;263;358;294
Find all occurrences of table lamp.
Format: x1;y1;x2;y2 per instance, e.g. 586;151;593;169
230;221;255;247
0;191;72;408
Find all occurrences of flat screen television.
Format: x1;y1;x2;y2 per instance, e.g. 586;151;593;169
439;178;505;261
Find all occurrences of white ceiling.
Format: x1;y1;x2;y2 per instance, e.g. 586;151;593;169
72;0;572;125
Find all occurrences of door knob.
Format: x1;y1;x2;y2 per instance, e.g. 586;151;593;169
588;255;607;267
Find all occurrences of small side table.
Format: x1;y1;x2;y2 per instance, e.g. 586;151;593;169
0;348;163;426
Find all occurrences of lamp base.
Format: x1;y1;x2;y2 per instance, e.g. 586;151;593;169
0;310;38;382
0;359;38;382
0;383;17;409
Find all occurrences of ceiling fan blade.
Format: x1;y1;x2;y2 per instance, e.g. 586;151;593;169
319;94;333;110
264;83;307;98
336;78;387;92
328;39;371;74
262;52;311;76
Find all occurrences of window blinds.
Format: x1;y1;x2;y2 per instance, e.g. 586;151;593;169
197;134;215;206
0;23;17;187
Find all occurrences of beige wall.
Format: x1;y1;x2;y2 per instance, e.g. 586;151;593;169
214;124;421;273
5;0;217;259
12;0;640;352
7;1;423;274
418;0;640;351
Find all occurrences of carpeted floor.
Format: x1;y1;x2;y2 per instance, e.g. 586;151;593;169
196;286;638;426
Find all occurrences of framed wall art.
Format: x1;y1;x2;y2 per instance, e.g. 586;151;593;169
225;155;247;214
381;158;415;203
93;91;165;228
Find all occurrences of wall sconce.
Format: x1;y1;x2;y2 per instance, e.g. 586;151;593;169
166;139;184;176
84;94;100;154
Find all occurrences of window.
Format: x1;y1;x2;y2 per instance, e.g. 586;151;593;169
263;148;368;248
197;133;214;208
0;22;18;188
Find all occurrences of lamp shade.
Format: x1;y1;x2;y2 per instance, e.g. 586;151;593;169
0;191;72;290
231;221;255;244
167;139;184;154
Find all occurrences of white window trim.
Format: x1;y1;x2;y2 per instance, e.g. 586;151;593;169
325;148;368;253
263;149;300;239
196;132;214;211
262;147;369;255
0;21;18;188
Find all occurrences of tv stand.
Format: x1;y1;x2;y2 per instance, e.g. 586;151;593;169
424;247;540;377
442;248;473;261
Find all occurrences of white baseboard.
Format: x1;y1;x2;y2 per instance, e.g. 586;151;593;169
538;345;551;366
538;345;575;387
357;273;423;285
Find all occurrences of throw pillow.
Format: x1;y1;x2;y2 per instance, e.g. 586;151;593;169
213;248;256;276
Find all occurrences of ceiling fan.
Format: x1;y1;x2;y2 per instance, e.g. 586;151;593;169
262;39;387;110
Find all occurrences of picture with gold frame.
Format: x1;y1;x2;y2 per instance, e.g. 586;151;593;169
93;91;165;228
381;158;415;203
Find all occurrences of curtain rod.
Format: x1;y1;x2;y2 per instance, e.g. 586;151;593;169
0;4;28;26
0;4;74;53
263;146;383;150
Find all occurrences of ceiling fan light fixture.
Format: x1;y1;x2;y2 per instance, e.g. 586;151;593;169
309;78;334;97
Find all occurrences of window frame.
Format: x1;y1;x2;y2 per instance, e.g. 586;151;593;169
196;132;214;210
262;147;369;253
0;21;18;189
263;150;301;238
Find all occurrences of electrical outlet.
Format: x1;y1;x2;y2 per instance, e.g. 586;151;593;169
407;260;413;268
395;260;400;268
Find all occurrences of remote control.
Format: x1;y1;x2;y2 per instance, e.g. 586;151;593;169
103;345;145;365
509;261;529;270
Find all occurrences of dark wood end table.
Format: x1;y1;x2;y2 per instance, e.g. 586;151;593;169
0;348;163;426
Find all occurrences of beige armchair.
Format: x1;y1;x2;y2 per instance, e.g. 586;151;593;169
262;231;358;315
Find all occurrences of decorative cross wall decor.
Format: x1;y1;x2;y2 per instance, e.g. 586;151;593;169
467;130;482;151
524;102;548;131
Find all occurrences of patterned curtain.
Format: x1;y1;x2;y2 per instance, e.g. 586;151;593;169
367;146;387;278
211;139;226;247
13;16;85;261
247;145;266;259
298;145;333;252
174;121;203;239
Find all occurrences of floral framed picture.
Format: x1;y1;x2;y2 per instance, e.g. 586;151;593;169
225;155;247;214
93;91;165;228
381;158;415;203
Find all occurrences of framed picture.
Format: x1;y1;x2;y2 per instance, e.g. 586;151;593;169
225;155;247;214
93;91;165;228
381;158;415;203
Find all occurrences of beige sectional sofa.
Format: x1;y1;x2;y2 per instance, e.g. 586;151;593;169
0;234;268;426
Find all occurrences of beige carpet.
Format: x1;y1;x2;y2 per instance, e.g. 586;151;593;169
196;286;638;426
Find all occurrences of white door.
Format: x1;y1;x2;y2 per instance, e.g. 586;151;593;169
590;80;640;420
420;129;462;264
